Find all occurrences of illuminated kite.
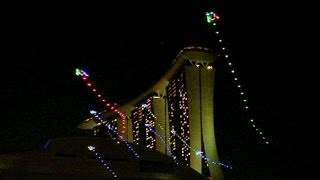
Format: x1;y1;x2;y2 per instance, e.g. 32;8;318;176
206;11;220;24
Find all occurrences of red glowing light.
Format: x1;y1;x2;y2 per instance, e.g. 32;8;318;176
76;68;128;138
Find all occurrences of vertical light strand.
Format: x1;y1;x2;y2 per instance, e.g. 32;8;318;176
166;71;191;165
205;12;269;145
131;99;156;148
142;99;156;149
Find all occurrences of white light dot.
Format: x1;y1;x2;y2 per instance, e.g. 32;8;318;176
250;119;254;122
243;99;247;102
259;132;263;134
219;39;223;42
234;78;238;81
216;31;219;34
228;62;232;66
245;106;249;109
237;85;241;88
265;141;269;144
231;70;235;73
222;47;226;50
225;55;229;58
241;92;244;95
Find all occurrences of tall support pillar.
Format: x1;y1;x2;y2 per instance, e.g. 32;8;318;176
127;117;133;142
201;68;223;180
153;96;168;154
185;66;202;173
121;106;135;143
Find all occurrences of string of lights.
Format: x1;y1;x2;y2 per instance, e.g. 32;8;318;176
142;104;175;155
143;104;232;170
205;11;269;144
90;110;140;158
145;124;179;165
132;100;156;149
171;130;232;170
166;72;191;165
75;68;127;138
87;145;118;178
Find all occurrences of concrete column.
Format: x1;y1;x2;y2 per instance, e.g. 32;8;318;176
201;68;223;180
153;97;167;154
185;66;202;173
127;117;133;142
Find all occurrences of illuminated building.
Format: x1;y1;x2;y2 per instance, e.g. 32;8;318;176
131;98;156;149
78;46;224;180
166;70;190;165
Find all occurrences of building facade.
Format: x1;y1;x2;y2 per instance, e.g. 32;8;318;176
78;47;223;180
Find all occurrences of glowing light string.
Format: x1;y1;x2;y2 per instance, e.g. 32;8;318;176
171;129;232;170
145;124;179;165
142;104;232;170
75;68;127;138
205;11;269;144
140;101;156;149
87;145;118;178
90;110;140;158
141;104;170;144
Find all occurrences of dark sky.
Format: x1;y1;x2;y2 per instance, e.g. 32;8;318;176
2;1;298;178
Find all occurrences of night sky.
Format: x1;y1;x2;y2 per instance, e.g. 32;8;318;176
2;1;298;179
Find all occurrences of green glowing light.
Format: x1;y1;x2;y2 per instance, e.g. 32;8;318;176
75;68;81;76
206;11;220;24
206;11;214;24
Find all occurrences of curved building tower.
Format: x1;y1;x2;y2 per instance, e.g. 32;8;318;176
79;46;223;179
